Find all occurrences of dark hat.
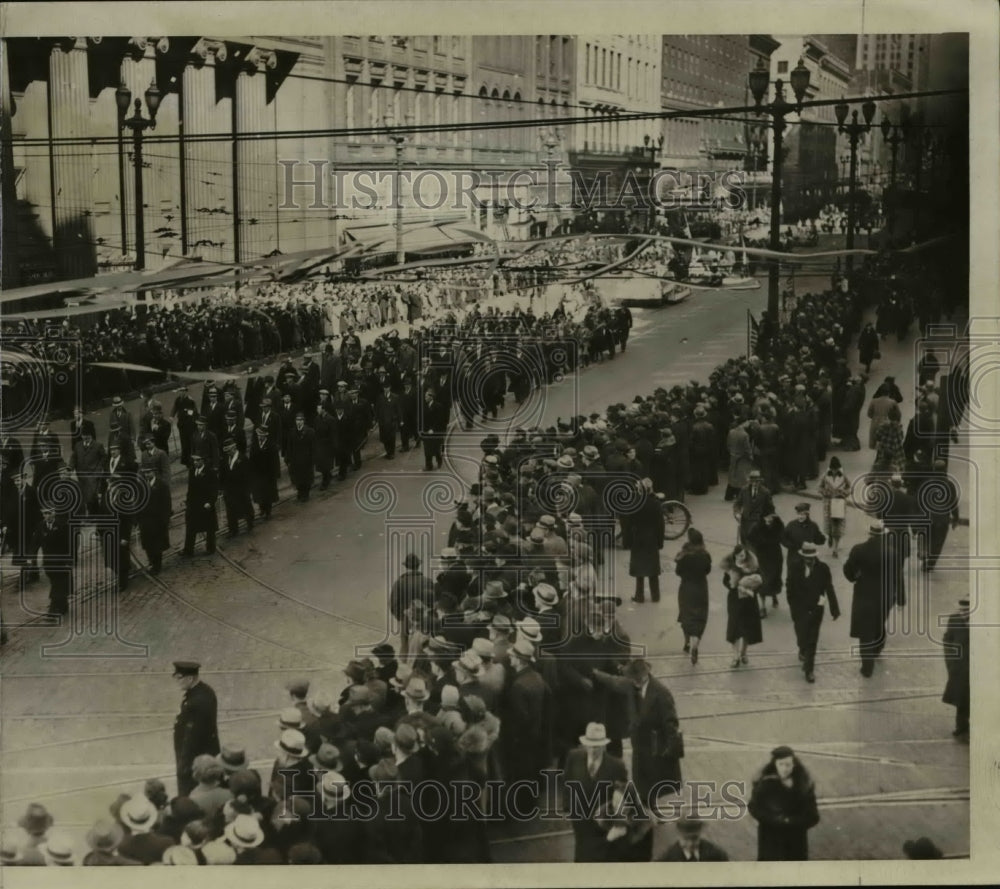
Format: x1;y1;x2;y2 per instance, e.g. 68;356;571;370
285;677;310;697
217;745;249;772
771;745;795;760
168;796;204;824
172;660;200;676
222;437;236;449
18;803;54;834
225;410;237;419
794;502;811;513
403;553;421;569
903;837;943;859
295;411;305;419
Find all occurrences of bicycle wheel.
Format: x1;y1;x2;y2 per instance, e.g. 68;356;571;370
662;500;692;540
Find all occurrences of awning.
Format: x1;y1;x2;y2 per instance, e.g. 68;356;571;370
344;221;485;254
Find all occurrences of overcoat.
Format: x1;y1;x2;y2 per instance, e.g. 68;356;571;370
675;545;711;638
184;467;219;533
843;534;895;640
628;677;682;800
747;770;819;861
628;493;665;578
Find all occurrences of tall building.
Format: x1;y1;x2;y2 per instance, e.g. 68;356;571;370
856;33;930;90
769;36;853;220
660;35;753;178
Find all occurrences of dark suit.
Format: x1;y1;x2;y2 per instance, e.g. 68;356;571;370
844;533;896;674
562;747;628;862
183;466;218;554
733;483;774;546
189;427;220;472
629;677;682;801
659;838;730;862
137;479;172;573
286;424;316;500
219;452;254;534
785;559;841;674
171;394;198;464
173;679;220;796
249;435;281;518
421;399;450;470
30;518;75;615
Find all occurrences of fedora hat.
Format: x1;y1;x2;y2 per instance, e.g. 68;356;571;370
869;519;886;535
516;617;543;643
217;744;249;772
162;845;199;865
579;722;611;747
511;638;536;661
458;650;483;675
86;819;124;852
278;707;304;730
274;729;307;758
533;583;559;607
403;675;430;702
310;743;342;770
119;794;158;833
41;833;75;865
799;542;818;558
223;814;264;850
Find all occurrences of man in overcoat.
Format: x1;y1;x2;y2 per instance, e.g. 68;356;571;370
623;658;682;805
562;723;628;862
182;454;218;556
785;542;840;682
248;427;280;520
843;520;896;677
500;638;553;810
69;429;106;515
733;469;773;547
136;467;171;575
312;402;337;489
375;383;403;459
285;412;316;501
942;597;970;740
219;438;254;536
172;661;220;796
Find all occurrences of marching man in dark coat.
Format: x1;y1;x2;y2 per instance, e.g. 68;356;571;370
733;469;773;547
172;661;220;797
623;658;682;804
170;386;198;466
312;402;337;490
843;520;896;677
942;597;970;741
375;382;403;459
249;427;280;520
219;438;254;537
30;505;74;621
785;541;840;683
781;502;827;576
285;412;316;502
137;467;172;575
182;454;218;556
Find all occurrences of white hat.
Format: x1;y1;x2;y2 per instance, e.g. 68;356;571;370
41;833;75;865
223;814;264;849
516;617;543;643
274;728;307;758
579;722;611;747
119;794;158;833
533;583;559;607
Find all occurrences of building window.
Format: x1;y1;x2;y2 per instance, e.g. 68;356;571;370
777;60;788;74
585;42;590;82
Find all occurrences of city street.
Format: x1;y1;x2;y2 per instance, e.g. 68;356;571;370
0;271;970;861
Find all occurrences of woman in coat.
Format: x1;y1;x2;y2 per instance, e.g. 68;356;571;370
873;403;906;473
722;547;763;668
747;745;820;860
818;456;851;557
628;480;665;604
746;510;784;615
674;528;711;664
858;322;880;373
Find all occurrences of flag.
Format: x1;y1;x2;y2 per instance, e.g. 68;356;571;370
747;309;759;356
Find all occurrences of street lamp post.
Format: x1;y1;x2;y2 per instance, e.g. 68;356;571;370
834;96;876;276
642;133;664;232
384;112;412;265
116;80;162;271
748;57;811;322
879;115;908;243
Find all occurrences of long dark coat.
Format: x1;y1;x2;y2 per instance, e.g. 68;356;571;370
563;747;629;862
173;680;220;794
312;412;337;474
675;545;711;638
500;665;553;782
184;467;219;533
784;407;816;481
628;493;665;578
650;446;683;501
747;770;820;860
843;534;895;641
249;436;280;507
942;610;970;710
747;515;784;597
724;570;763;645
137;479;171;555
688;419;717;493
629;677;682;799
285;425;316;489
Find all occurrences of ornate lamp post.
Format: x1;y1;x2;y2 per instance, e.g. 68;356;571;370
384;111;413;265
879;114;909;241
748;57;811;320
834;95;877;275
116;79;162;271
642;132;664;231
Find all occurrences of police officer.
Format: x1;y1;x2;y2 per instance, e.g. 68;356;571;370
172;661;220;796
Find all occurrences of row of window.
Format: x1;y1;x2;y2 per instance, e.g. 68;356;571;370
583;42;653;102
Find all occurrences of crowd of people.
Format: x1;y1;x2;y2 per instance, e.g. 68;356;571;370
0;241;969;863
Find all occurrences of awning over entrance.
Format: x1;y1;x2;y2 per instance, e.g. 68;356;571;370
344;221;487;255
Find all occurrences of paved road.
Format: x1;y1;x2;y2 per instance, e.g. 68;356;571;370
0;273;970;862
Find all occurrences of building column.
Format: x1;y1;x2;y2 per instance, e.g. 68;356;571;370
183;38;229;263
48;37;95;278
1;38;20;287
234;46;277;262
